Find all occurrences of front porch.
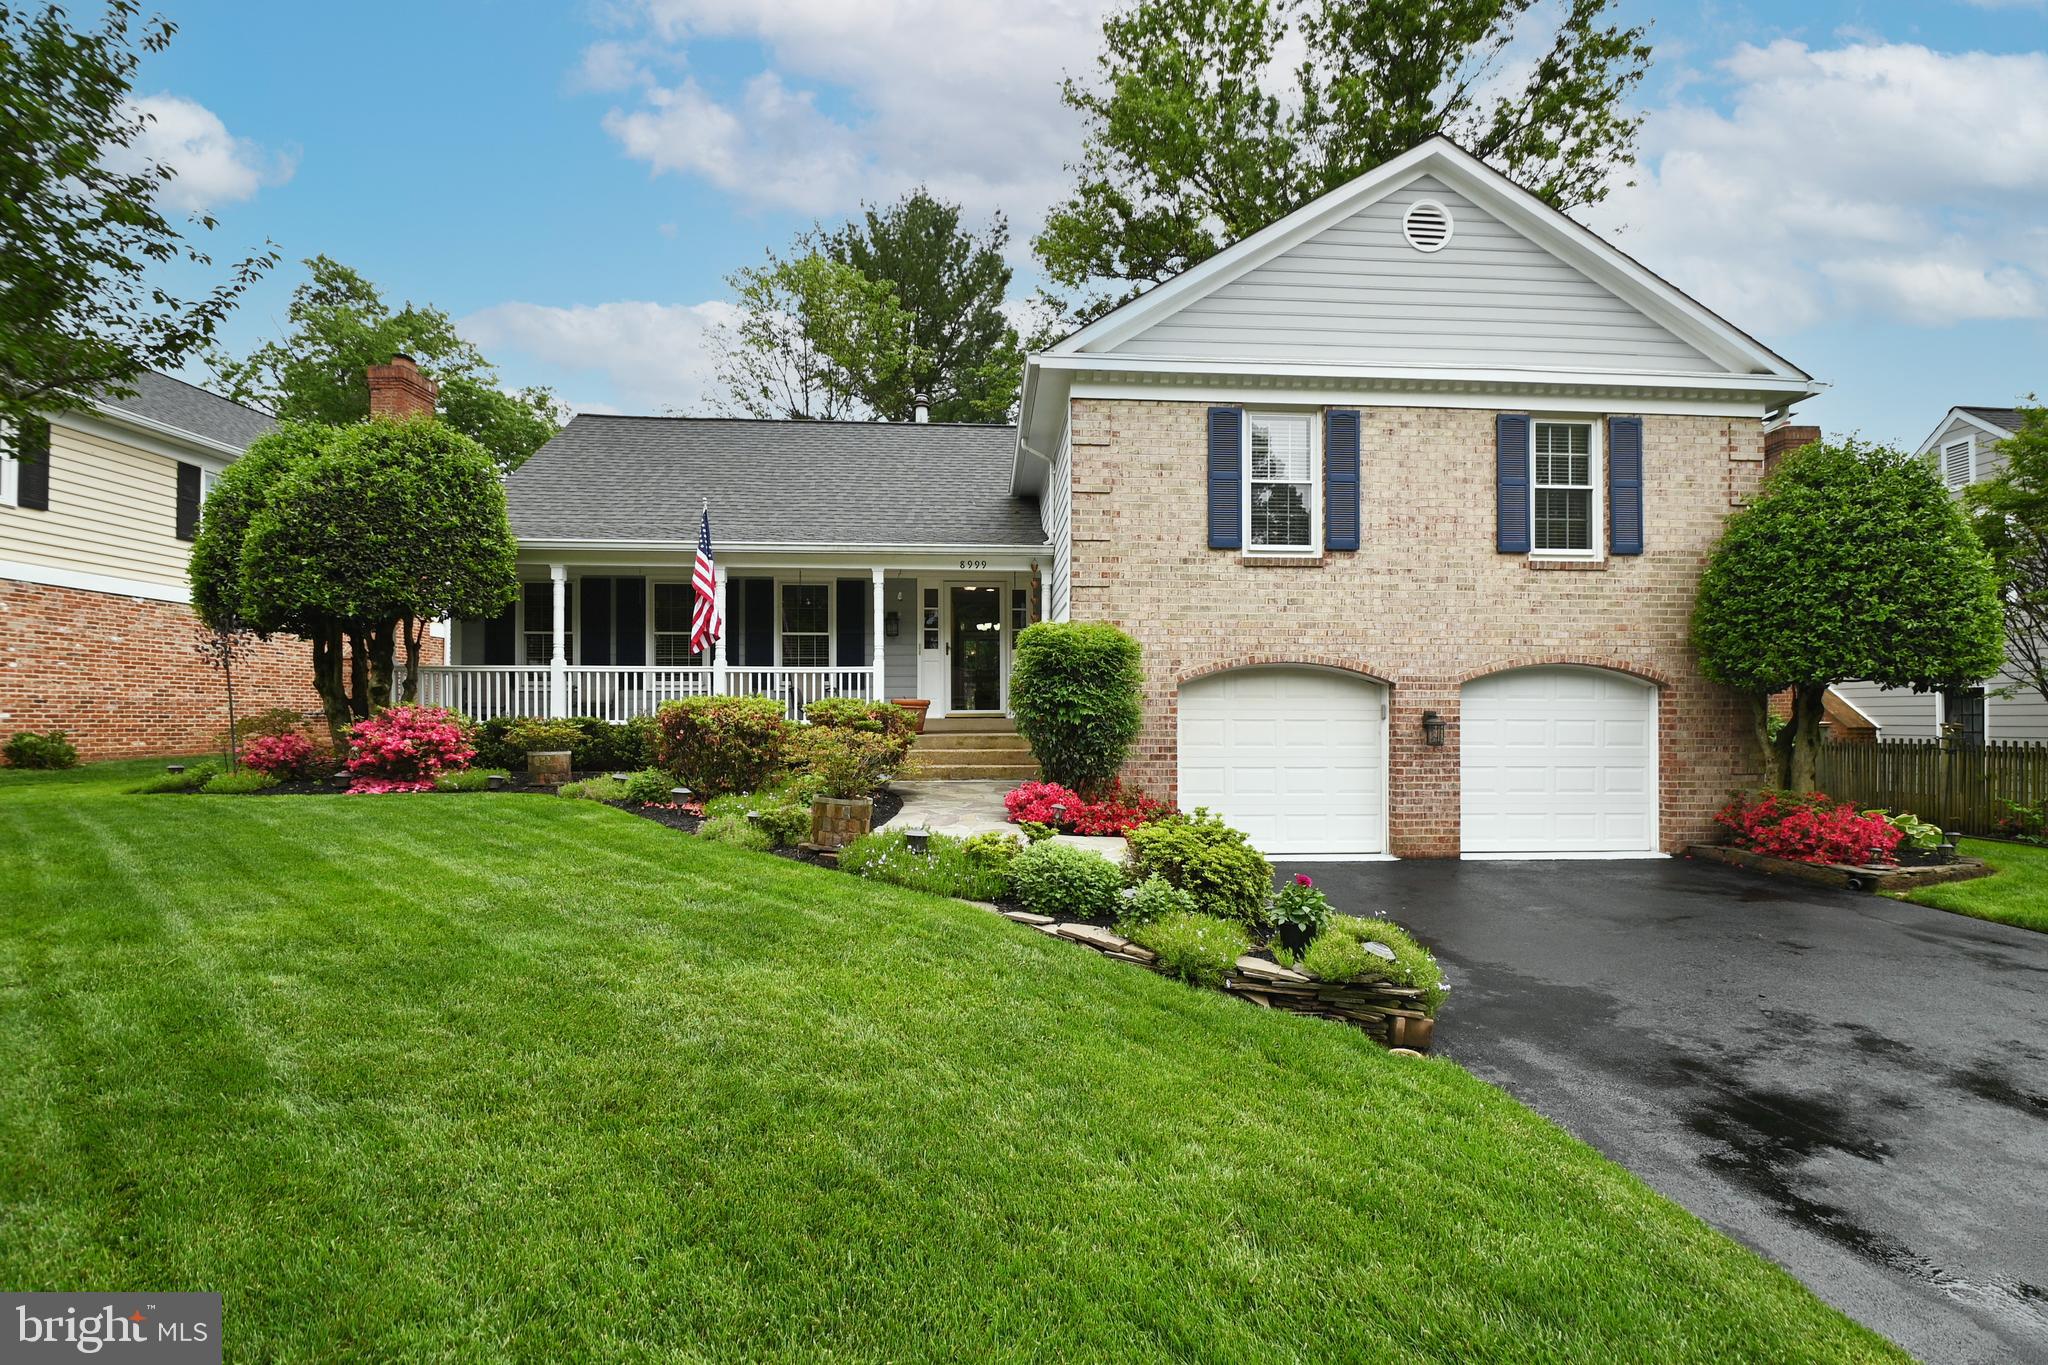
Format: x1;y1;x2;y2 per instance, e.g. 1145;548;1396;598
423;550;1044;724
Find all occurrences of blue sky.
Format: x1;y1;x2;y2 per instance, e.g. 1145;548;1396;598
136;0;2045;448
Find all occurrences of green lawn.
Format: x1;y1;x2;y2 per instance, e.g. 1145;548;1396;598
1906;837;2048;933
0;761;1899;1361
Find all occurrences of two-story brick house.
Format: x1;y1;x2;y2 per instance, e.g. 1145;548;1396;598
442;137;1817;858
1011;138;1818;858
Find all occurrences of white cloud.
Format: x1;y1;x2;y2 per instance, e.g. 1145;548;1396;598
1593;41;2048;332
120;94;294;212
460;299;739;413
587;0;1110;223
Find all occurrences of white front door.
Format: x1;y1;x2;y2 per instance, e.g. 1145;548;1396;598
1460;667;1658;855
1177;667;1387;856
914;582;947;715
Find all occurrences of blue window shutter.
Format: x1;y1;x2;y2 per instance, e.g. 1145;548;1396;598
614;576;647;665
1207;406;1243;549
1495;413;1531;553
1608;416;1645;556
1324;409;1361;551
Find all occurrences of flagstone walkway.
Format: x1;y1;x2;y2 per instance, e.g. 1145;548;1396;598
882;779;1125;857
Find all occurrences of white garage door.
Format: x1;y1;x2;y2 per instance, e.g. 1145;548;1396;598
1461;668;1657;855
1178;668;1385;856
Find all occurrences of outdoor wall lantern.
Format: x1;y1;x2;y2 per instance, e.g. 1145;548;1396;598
885;610;901;638
1421;710;1447;747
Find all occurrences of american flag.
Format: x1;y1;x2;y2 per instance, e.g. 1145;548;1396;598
691;504;723;653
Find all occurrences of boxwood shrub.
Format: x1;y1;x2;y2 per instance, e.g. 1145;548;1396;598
656;696;791;796
1123;809;1272;926
1009;841;1124;920
1008;622;1142;793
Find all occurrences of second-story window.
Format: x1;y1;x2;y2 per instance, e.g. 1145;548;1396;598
1531;420;1598;556
1246;412;1317;554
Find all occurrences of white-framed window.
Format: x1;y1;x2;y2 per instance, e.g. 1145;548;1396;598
0;445;16;508
1245;411;1318;554
921;587;940;649
780;583;831;667
652;582;705;667
522;581;571;665
1011;587;1029;632
1531;420;1600;557
1941;438;1974;491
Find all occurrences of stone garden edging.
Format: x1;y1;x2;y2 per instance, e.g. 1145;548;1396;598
1687;843;1994;894
964;902;1436;1053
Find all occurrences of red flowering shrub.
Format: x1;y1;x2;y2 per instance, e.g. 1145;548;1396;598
1715;790;1903;865
241;731;325;781
345;706;474;792
1004;779;1171;836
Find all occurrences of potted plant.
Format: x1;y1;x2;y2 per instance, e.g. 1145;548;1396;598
800;728;898;851
1266;873;1332;957
888;698;932;734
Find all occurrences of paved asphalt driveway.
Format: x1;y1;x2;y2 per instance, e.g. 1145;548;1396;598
1296;856;2048;1365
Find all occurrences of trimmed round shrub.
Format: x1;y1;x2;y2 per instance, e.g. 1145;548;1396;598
1301;917;1447;1015
1010;841;1124;920
4;730;79;770
1008;622;1142;793
1123;809;1272;926
1117;873;1197;930
1125;912;1250;988
656;695;791;796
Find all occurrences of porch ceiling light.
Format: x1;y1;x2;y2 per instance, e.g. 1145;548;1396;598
1421;710;1447;747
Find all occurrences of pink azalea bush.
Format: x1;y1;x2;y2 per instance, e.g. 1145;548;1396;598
1715;790;1904;865
345;705;474;793
241;731;325;781
1004;779;1171;836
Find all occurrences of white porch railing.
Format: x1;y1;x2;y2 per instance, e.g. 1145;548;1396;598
418;665;878;724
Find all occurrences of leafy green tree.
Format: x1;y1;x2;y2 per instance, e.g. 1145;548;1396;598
1693;438;2005;792
191;417;517;746
209;256;562;467
0;1;275;433
819;189;1023;422
1036;0;1652;321
710;253;917;420
1966;402;2048;708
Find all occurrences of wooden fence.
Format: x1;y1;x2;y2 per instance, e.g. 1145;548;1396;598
1816;740;2048;835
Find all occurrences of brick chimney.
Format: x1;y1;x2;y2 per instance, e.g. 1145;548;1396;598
1763;421;1821;474
366;353;438;420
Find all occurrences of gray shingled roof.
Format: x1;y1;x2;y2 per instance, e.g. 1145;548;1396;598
506;415;1045;546
97;370;275;451
1961;407;2023;434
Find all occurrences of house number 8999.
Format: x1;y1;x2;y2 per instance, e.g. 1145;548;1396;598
959;559;988;569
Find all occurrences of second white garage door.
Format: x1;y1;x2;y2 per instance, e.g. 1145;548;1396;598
1178;668;1386;856
1460;667;1657;855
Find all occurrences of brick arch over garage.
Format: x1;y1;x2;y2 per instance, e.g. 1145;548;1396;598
1452;655;1674;690
1177;655;1398;689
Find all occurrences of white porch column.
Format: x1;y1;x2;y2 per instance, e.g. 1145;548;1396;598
548;563;568;718
713;564;729;696
870;566;885;701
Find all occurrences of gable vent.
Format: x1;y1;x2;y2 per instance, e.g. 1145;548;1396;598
1402;199;1454;253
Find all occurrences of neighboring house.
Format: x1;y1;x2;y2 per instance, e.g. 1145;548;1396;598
0;364;440;760
436;137;1818;858
1832;405;2047;745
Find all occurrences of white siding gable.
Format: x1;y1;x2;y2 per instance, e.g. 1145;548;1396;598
1102;175;1722;374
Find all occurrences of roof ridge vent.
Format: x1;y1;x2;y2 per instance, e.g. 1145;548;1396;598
1402;199;1454;253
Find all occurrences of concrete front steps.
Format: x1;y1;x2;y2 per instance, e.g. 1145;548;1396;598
907;718;1038;781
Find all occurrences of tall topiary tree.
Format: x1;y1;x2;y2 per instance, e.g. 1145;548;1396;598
1966;402;2048;709
1009;622;1144;794
1693;437;2004;792
191;416;517;747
